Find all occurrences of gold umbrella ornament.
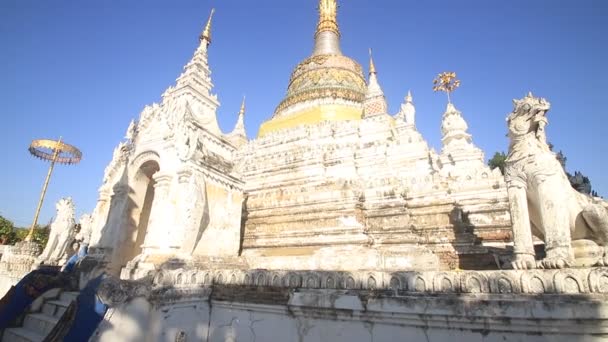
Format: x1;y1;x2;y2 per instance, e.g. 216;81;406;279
25;138;82;242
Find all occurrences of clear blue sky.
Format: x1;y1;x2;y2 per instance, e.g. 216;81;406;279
1;0;607;227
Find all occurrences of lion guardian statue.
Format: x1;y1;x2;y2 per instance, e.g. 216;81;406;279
38;197;77;265
505;93;608;269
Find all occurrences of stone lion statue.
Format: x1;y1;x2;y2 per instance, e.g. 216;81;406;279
505;93;608;269
38;197;77;265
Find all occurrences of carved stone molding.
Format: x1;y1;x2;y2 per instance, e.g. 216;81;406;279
117;267;608;296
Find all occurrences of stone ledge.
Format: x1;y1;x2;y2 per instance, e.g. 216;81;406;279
123;266;608;295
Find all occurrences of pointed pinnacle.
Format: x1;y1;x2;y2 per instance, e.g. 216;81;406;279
201;8;215;44
369;48;377;75
239;96;246;116
406;90;413;103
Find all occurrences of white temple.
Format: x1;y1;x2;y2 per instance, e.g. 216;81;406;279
2;1;608;341
86;1;511;279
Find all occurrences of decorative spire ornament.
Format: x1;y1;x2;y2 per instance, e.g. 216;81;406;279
433;71;461;104
200;8;215;44
232;96;247;137
316;0;339;37
228;96;248;146
235;95;246;133
369;48;377;75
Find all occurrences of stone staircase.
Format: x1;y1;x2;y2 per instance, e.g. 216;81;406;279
1;291;78;342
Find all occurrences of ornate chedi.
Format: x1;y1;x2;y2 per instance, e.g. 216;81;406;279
83;1;513;277
236;14;510;271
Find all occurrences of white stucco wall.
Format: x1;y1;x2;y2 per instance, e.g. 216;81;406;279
91;287;608;342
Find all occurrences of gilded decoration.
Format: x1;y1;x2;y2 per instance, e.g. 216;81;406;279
274;55;366;117
259;104;362;137
259;0;366;135
433;71;461;104
316;0;339;36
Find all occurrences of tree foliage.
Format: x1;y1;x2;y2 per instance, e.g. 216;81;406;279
0;215;50;246
488;151;507;175
29;225;50;247
0;216;16;244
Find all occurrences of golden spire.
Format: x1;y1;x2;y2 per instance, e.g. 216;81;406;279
200;8;215;44
369;48;376;75
316;0;339;36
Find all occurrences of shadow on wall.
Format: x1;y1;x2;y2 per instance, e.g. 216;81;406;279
94;159;159;276
448;204;511;270
89;262;608;342
238;194;249;256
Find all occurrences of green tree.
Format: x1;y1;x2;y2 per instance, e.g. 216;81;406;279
30;225;50;247
0;216;50;246
0;216;16;244
488;151;507;175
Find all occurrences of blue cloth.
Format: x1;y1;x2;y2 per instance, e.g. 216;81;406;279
0;268;68;330
62;244;88;273
61;274;107;341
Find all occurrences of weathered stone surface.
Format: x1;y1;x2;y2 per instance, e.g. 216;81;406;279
91;274;608;342
0;241;41;296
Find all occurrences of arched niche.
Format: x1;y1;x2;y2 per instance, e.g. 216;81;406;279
119;159;160;268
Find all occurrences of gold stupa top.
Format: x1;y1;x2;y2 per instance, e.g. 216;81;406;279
200;8;215;44
258;0;366;137
316;0;339;37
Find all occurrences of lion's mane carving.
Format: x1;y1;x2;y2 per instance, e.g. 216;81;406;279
505;93;608;269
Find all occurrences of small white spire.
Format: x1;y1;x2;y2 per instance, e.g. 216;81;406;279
396;90;416;126
363;49;388;117
231;96;247;138
365;49;384;99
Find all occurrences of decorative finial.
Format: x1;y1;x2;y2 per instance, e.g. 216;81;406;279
406;90;413;103
369;48;376;75
201;8;215;44
433;71;461;104
316;0;339;37
239;96;246;116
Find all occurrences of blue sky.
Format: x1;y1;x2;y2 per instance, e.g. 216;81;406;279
1;0;607;227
